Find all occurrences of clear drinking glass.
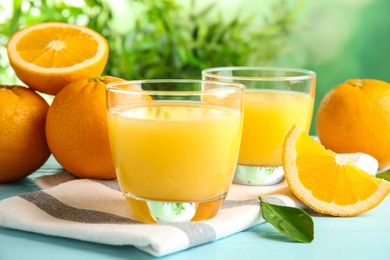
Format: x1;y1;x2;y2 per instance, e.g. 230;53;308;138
202;67;316;185
106;79;244;223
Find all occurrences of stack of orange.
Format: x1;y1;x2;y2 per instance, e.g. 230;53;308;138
2;22;118;181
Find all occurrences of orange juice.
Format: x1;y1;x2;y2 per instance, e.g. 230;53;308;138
238;89;314;166
107;101;242;223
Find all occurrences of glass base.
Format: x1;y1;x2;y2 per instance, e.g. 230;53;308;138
233;165;285;186
123;192;226;223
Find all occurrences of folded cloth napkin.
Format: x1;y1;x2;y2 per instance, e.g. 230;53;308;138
0;153;378;257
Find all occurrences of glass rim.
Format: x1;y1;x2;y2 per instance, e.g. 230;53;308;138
202;66;316;81
106;79;246;96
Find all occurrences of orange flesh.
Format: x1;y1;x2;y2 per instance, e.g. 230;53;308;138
15;27;98;68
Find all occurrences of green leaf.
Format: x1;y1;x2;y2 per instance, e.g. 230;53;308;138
376;170;390;181
258;196;314;243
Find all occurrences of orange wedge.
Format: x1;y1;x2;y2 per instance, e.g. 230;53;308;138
7;22;109;95
283;126;390;216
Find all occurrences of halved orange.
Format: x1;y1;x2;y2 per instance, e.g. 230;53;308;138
7;22;109;95
283;125;390;216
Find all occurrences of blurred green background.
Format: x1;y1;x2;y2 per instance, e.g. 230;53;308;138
1;0;389;134
279;0;390;134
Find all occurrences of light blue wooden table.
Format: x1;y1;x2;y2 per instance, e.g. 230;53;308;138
1;157;389;259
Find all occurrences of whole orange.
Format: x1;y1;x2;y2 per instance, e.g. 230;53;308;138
316;79;390;170
0;84;50;183
45;76;124;179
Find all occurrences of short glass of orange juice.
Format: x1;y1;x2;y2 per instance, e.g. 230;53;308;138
106;79;244;223
202;67;316;185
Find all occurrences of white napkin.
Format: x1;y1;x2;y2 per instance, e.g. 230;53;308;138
0;152;378;257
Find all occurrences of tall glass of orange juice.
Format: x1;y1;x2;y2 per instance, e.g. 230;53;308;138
106;79;244;223
202;67;316;185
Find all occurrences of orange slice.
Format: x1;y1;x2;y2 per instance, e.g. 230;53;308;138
7;22;109;95
283;126;390;216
